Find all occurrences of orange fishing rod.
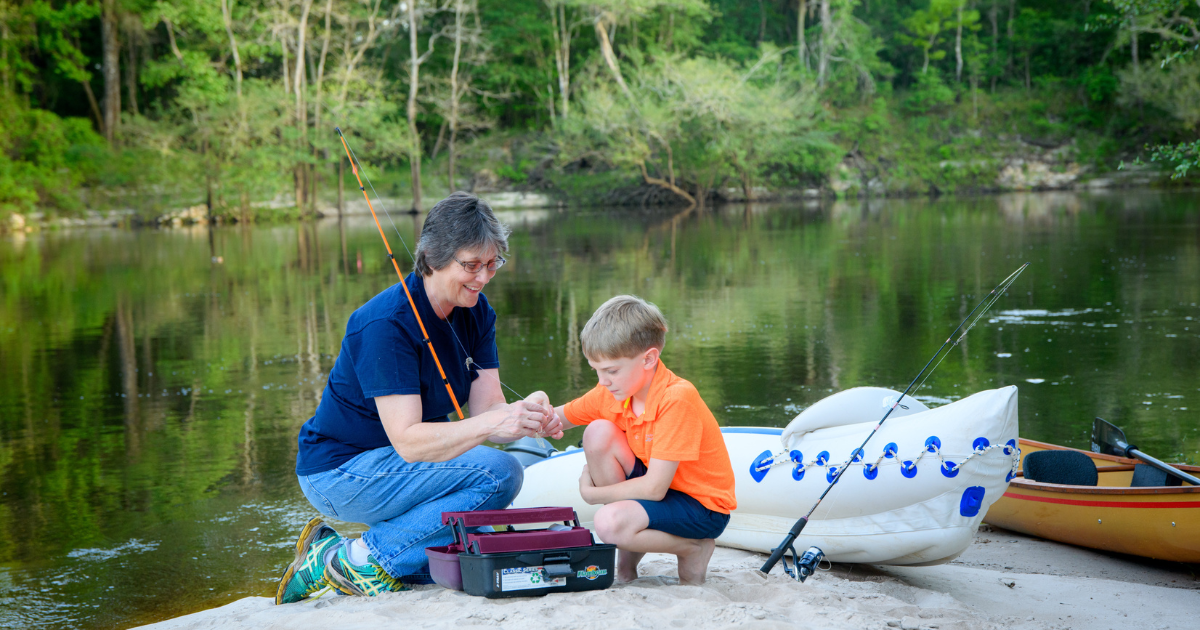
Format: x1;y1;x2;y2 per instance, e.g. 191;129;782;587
335;127;465;420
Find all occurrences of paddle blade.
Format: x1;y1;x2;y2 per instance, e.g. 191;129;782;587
1091;417;1132;458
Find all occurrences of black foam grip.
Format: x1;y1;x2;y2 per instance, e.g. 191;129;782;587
760;517;808;574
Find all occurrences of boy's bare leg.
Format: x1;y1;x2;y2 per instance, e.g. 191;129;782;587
595;501;715;585
581;420;638;485
616;550;645;583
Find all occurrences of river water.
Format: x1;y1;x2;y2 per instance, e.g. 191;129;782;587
1;191;1197;628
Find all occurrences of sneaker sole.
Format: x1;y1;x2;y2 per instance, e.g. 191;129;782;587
274;517;327;605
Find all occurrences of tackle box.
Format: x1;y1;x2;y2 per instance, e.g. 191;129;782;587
425;507;616;598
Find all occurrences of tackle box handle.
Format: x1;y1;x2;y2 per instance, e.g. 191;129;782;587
441;506;580;527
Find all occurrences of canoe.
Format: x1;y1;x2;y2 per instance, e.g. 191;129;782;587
983;439;1200;563
511;385;1020;566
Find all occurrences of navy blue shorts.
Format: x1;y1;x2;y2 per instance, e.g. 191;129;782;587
626;459;730;540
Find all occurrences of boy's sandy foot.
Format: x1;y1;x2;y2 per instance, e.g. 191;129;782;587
616;550;645;583
676;538;716;585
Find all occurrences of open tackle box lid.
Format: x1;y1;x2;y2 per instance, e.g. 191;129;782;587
442;507;594;555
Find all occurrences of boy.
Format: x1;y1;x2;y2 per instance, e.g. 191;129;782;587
539;295;737;584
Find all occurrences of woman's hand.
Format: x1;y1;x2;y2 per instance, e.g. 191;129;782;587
579;464;599;505
524;390;563;439
487;400;550;442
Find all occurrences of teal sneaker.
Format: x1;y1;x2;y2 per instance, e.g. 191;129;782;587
324;539;408;597
274;517;343;605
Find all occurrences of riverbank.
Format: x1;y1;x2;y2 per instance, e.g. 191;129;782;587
2;175;1187;236
135;525;1199;630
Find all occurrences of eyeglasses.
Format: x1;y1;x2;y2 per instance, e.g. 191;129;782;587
453;256;507;274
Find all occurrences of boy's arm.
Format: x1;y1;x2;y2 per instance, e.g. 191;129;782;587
579;458;678;504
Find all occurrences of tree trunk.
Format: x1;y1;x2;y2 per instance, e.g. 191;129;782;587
955;1;963;82
797;0;807;69
757;0;766;43
1;18;9;93
1130;19;1139;70
221;0;243;99
295;0;312;118
448;0;464;192
989;4;998;91
101;0;120;143
281;36;290;95
1006;0;1015;75
337;156;345;216
595;16;634;103
665;10;673;50
549;2;571;119
638;161;695;206
295;0;313;214
407;0;423;211
124;30;139;115
818;0;831;87
314;0;333;131
81;79;105;136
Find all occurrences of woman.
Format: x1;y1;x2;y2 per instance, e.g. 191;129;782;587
276;192;564;603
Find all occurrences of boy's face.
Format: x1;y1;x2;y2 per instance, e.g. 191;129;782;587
587;348;660;402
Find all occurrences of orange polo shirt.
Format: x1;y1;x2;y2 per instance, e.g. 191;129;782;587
563;362;737;514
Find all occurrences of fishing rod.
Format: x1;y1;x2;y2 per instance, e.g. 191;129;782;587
334;127;553;446
335;127;465;420
760;262;1030;578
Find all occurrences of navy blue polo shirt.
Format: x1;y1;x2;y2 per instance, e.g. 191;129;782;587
296;272;499;476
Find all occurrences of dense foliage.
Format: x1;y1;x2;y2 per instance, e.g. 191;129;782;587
1;0;1197;217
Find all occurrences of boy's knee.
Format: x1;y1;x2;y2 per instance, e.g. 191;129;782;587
582;420;619;451
593;503;636;545
593;506;620;543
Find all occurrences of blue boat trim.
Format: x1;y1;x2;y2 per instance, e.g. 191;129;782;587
750;450;774;483
960;486;986;517
721;427;784;435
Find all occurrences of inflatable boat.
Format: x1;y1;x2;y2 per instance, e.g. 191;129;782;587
510;386;1020;566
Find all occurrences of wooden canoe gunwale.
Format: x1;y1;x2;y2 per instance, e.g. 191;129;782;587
1011;438;1200;496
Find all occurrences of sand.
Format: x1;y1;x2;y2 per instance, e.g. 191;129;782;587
137;525;1199;630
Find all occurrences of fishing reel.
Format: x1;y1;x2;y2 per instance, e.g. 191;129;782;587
776;544;825;583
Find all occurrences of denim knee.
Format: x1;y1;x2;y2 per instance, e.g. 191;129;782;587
495;450;524;504
473;448;523;508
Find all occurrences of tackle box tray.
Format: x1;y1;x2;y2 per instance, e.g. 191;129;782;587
426;507;616;598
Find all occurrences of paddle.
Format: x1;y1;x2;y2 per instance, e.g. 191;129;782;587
1091;417;1200;486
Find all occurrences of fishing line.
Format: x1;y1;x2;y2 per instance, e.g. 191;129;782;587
338;128;555;445
760;262;1030;577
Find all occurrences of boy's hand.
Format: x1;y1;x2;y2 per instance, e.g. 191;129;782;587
579;464;599;504
524;390;564;439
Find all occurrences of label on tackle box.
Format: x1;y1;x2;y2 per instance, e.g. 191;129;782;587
495;566;566;592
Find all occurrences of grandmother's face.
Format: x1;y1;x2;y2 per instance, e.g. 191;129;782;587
429;246;500;311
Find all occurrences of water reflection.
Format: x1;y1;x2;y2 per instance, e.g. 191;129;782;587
0;191;1198;628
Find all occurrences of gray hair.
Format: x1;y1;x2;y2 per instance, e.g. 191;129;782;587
415;192;511;276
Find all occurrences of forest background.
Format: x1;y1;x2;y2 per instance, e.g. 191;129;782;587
1;0;1198;221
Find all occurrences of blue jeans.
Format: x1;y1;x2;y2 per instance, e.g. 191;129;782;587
298;445;523;581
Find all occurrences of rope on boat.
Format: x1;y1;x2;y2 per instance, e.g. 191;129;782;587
753;439;1021;480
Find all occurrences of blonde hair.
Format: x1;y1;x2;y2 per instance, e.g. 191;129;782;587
580;295;668;360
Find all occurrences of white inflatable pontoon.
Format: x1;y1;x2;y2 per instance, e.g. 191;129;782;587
511;385;1020;566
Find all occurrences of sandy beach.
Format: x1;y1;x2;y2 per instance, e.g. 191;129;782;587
137;524;1199;630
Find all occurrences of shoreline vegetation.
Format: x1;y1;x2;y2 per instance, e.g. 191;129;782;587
2;1;1200;232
